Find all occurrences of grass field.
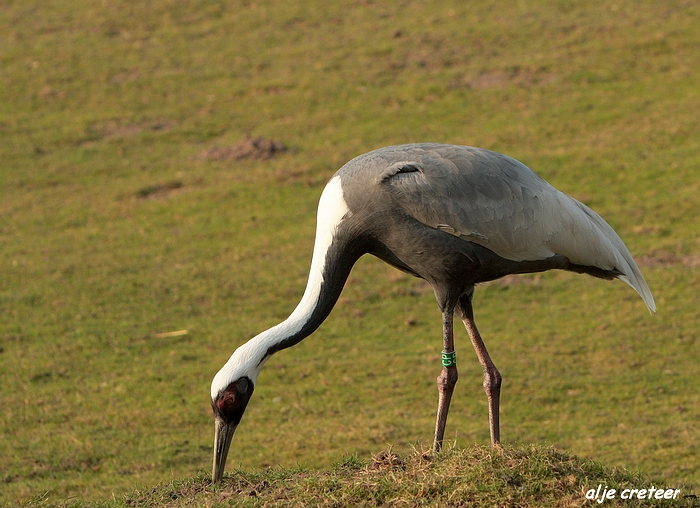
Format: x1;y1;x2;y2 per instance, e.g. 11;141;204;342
1;0;699;504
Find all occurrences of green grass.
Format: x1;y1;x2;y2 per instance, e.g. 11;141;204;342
1;0;699;505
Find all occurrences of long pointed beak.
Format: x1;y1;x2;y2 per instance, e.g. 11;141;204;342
212;417;237;482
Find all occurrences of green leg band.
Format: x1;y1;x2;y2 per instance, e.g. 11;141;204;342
442;351;456;367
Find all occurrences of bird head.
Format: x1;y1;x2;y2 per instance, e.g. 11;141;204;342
210;345;266;482
211;376;254;482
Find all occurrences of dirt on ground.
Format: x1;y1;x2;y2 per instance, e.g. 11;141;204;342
199;135;287;161
636;252;700;268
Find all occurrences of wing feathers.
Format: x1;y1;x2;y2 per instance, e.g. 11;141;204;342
378;144;655;312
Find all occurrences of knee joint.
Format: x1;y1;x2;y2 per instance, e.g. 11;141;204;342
437;367;459;390
482;369;501;391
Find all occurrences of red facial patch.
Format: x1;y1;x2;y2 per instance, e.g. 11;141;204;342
213;377;253;424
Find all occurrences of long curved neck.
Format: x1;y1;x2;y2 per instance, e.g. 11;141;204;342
212;234;359;397
222;176;363;377
259;231;363;359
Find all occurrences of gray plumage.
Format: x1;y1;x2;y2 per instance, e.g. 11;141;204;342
210;143;655;482
337;143;655;312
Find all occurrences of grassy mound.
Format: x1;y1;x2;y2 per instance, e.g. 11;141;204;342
22;445;696;507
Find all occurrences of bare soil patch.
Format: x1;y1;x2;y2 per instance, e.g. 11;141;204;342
199;136;287;161
637;252;700;268
87;118;174;140
136;180;184;199
450;66;556;90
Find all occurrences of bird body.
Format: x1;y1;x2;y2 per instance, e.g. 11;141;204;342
336;144;653;310
210;143;655;481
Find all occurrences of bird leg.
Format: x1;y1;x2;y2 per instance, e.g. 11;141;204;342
458;294;502;445
433;311;458;453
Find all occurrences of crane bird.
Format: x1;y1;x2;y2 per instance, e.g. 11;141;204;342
210;143;655;482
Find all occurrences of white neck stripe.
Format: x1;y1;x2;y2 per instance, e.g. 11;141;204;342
211;176;350;399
